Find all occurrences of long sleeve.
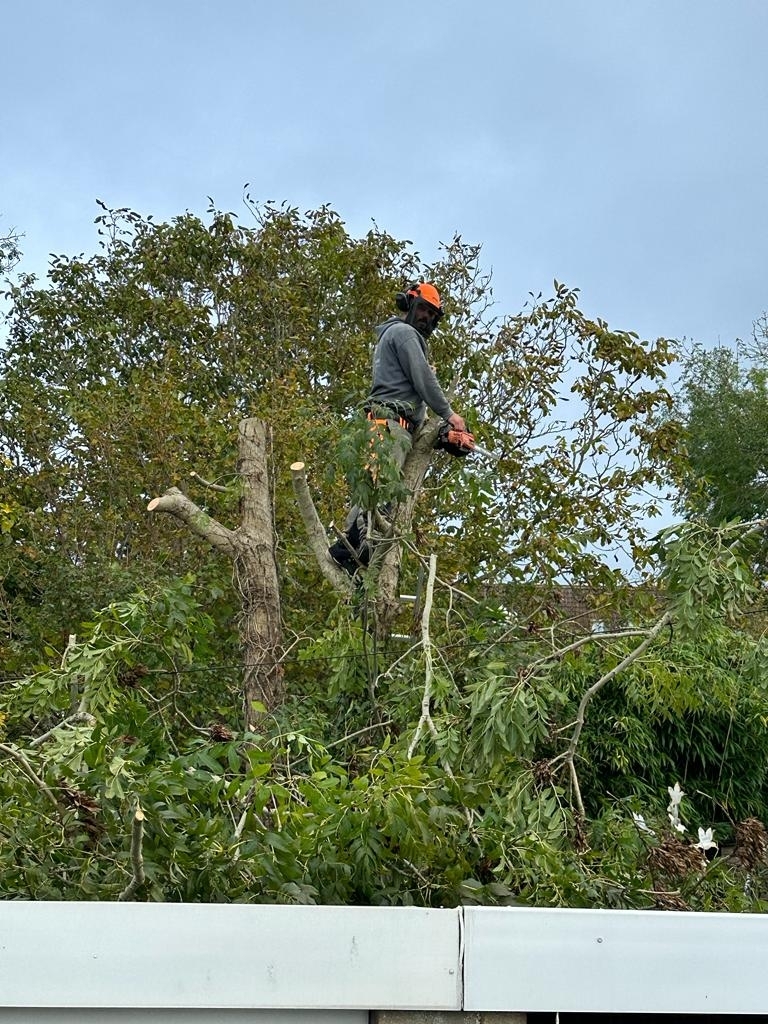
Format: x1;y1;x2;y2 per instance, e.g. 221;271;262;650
393;330;453;420
368;319;454;424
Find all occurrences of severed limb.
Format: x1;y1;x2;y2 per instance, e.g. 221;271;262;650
551;609;674;818
550;518;768;818
147;487;239;557
290;462;354;594
189;470;231;493
117;804;146;901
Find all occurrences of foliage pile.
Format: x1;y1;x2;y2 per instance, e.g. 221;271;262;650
2;202;768;908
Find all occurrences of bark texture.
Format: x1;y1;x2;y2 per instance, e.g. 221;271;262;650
235;419;284;724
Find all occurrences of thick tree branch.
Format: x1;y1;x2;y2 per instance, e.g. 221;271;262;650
289;417;446;619
399;418;444;520
147;420;285;724
290;461;354;594
371;419;444;636
146;487;239;557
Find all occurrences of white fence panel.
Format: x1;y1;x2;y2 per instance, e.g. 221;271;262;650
0;904;461;1010
463;905;768;1014
0;1014;365;1024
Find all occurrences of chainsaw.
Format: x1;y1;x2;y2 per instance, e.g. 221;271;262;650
435;423;501;461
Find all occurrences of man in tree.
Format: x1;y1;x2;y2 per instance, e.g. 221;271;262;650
329;283;467;574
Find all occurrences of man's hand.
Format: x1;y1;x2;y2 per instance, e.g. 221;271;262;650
448;412;467;433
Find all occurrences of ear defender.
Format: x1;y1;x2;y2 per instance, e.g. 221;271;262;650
395;290;411;313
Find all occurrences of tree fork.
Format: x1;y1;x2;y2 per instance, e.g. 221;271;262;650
290;417;443;636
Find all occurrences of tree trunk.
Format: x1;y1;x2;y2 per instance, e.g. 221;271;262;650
147;417;284;731
235;419;284;726
371;418;442;640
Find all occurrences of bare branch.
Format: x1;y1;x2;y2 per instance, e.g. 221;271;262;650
290;462;354;594
117;805;146;901
60;634;77;669
554;609;674;817
549;518;765;817
189;470;231;493
525;628;650;674
0;742;60;810
147;486;239;557
404;539;483;607
408;554;447;764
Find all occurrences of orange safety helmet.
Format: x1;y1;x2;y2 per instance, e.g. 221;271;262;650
407;282;442;313
395;282;444;317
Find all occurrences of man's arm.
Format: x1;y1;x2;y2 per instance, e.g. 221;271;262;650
394;328;465;427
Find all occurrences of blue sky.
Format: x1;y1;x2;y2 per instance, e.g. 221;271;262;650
3;0;767;349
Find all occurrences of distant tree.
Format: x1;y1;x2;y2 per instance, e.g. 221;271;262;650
0;201;419;677
674;335;768;526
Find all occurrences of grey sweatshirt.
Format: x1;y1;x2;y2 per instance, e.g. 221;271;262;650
367;317;454;426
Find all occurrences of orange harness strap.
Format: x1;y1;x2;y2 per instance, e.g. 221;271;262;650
366;411;413;433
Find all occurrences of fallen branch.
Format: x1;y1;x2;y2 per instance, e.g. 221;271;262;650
117;804;146;901
0;742;60;810
548;518;766;819
524;628;651;674
30;711;96;749
403;538;483;609
552;609;673;817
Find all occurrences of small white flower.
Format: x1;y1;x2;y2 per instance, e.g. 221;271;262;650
632;812;655;835
667;782;684;808
694;827;717;851
669;814;687;833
